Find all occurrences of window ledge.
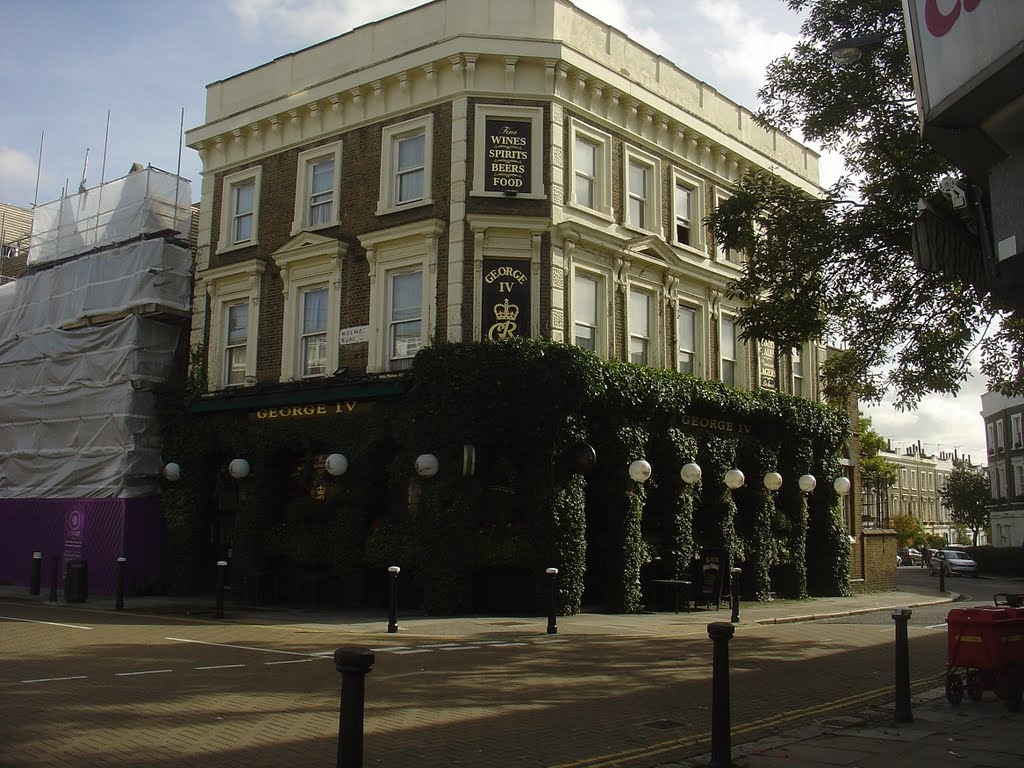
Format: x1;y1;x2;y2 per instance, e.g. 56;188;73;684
217;239;258;256
470;190;547;201
566;203;615;223
376;198;433;217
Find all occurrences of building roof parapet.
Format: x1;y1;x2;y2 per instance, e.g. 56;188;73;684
186;0;817;190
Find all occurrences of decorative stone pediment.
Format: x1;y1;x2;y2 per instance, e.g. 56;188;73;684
272;232;347;266
624;234;688;269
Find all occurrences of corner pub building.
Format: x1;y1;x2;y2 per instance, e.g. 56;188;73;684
178;0;878;612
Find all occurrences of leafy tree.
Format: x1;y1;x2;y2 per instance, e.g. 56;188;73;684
858;414;897;485
939;461;990;546
708;0;1019;408
890;513;924;548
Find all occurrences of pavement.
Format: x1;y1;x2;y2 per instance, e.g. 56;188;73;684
2;579;1022;767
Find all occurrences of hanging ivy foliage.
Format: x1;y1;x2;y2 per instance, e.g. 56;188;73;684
158;338;851;612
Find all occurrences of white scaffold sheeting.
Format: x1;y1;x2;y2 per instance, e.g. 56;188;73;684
0;239;192;339
28;168;191;265
0;315;181;499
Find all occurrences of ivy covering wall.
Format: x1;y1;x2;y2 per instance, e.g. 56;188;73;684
159;338;850;612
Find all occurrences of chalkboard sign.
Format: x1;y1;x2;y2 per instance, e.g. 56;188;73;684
698;547;726;609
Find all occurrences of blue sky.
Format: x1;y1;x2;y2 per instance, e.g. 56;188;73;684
0;0;988;462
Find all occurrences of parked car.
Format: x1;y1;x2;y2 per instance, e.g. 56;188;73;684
929;549;979;577
897;547;922;566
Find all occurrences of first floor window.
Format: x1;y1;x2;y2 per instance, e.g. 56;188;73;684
389;270;422;370
792;347;804;397
721;316;737;387
574;273;599;352
225;302;249;386
629;290;651;365
301;287;328;377
678;305;696;375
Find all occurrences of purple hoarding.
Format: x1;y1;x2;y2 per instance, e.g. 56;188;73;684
0;498;165;596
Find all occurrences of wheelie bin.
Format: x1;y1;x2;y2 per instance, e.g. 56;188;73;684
945;606;1023;711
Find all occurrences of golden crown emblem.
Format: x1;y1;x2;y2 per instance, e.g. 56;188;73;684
493;299;520;322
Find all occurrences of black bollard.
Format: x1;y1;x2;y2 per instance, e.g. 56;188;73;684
49;555;59;602
29;551;42;595
730;567;742;623
215;560;227;619
115;556;126;610
335;647;375;768
546;567;559;634
892;607;913;723
708;622;736;768
939;561;946;593
387;566;400;634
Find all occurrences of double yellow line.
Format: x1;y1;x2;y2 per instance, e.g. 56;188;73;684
549;673;945;768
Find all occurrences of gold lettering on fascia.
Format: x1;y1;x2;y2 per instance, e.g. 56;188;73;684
679;414;752;434
255;402;358;420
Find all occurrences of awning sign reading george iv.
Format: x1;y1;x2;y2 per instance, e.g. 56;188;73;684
482;259;530;341
484;119;532;193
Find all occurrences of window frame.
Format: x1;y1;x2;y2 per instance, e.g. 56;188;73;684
386;267;424;371
361;219;444;374
719;312;746;388
217;166;262;253
567;119;613;219
792;346;805;397
1013;413;1023;448
224;300;250;387
292;141;342;234
273;233;346;383
299;286;329;378
677;302;700;376
377;115;434;215
670;167;705;253
623;145;661;235
997;420;1006;451
202;260;265;391
628;287;654;366
713;187;744;264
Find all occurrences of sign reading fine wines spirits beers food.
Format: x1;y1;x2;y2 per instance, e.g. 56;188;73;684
484;119;532;193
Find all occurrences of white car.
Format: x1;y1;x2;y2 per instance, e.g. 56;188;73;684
929;549;978;577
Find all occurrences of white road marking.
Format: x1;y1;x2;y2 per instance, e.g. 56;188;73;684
165;636;324;658
195;664;246;670
265;659;313;666
926;623;948;630
371;646;411;652
21;675;88;683
116;669;173;677
490;642;528;647
2;615;92;630
439;645;478;651
393;649;433;655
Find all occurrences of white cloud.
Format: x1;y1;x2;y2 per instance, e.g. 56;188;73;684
573;0;669;55
0;146;39;206
863;372;988;466
225;0;427;45
694;0;798;94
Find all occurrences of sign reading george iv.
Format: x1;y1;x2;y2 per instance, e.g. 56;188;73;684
484;119;532;193
481;259;530;341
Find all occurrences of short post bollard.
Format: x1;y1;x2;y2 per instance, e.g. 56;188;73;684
335;647;375;768
938;562;946;593
546;567;559;635
49;555;59;602
115;556;127;610
730;567;742;623
387;566;400;634
892;607;913;723
215;560;227;619
708;622;736;768
29;551;42;595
